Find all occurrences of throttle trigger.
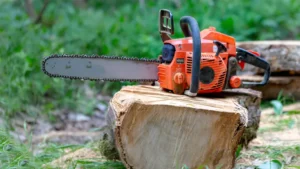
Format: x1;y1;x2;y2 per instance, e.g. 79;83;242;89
238;60;245;70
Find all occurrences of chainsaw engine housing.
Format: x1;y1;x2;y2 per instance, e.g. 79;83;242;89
158;27;237;95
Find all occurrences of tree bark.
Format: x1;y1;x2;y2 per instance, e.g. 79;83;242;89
24;0;36;20
105;85;261;169
73;0;87;9
237;41;300;75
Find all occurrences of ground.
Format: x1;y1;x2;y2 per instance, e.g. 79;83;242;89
3;98;300;169
236;103;300;169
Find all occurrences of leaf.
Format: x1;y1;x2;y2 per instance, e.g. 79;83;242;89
256;160;283;169
221;16;235;33
181;164;189;169
288;166;300;169
235;144;242;158
288;119;296;129
216;164;223;169
198;165;209;169
277;90;283;101
270;100;283;115
287;110;300;115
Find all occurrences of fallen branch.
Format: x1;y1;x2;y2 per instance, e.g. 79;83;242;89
34;0;50;24
24;0;50;24
31;131;101;144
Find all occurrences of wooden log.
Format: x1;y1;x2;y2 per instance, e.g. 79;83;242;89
237;41;300;74
240;75;300;100
105;85;261;169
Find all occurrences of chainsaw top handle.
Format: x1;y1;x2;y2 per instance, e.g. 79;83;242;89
236;47;271;87
180;16;201;96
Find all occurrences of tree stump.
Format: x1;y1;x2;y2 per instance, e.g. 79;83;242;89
105;85;261;169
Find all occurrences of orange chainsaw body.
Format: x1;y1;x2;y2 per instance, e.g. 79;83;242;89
158;27;240;95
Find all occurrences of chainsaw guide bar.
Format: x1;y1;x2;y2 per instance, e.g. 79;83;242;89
42;54;160;82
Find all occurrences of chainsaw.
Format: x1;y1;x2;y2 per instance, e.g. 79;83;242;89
42;9;270;97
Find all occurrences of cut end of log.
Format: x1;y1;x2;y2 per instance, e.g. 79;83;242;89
114;85;248;121
105;85;261;169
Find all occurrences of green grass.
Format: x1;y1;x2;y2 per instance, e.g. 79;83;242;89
237;145;300;167
63;161;126;169
0;127;126;169
0;128;44;168
258;117;297;133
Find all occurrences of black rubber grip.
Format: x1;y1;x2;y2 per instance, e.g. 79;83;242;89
236;47;271;87
180;16;201;94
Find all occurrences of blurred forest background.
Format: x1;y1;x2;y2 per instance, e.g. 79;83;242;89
0;0;300;168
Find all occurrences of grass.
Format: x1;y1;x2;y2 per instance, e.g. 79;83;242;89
0;127;126;169
0;128;42;168
237;97;300;169
258;117;297;133
259;91;299;133
236;145;300;168
63;160;126;169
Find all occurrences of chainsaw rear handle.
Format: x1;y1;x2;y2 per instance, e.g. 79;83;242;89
236;47;271;87
180;16;201;96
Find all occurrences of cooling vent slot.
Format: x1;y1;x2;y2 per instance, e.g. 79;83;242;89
211;71;226;89
187;56;193;73
186;54;215;73
186;53;227;91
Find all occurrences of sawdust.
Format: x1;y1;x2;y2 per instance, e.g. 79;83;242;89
46;147;105;168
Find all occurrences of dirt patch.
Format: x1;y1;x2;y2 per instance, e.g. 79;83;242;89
5;99;110;148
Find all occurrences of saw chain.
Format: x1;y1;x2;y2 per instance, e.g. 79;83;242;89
42;54;160;82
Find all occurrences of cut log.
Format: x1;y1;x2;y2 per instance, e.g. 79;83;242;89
105;85;261;169
237;41;300;74
240;75;300;100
